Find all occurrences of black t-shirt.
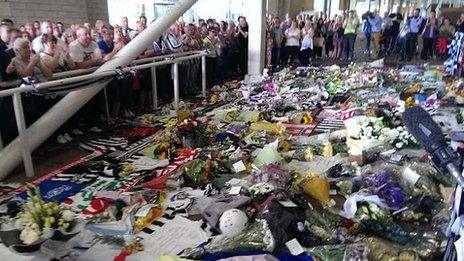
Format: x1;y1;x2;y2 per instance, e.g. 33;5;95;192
0;40;16;82
457;21;464;33
389;13;403;32
237;25;248;49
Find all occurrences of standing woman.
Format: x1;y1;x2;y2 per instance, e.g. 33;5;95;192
343;10;359;60
420;10;438;60
226;21;239;74
6;38;52;125
235;16;248;77
325;21;335;58
313;18;325;59
284;20;301;66
332;17;344;59
437;18;455;58
62;28;77;46
265;30;274;68
203;28;221;88
300;19;314;66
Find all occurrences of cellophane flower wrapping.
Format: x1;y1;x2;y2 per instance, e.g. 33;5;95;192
203;219;275;254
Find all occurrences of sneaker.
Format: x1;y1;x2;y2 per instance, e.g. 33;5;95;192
63;133;73;142
71;128;84;135
89;127;102;133
57;135;68;144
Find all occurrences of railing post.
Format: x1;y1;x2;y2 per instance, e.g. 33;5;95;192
0;128;3;150
201;55;207;98
173;62;179;111
151;67;158;109
12;93;34;177
103;86;111;125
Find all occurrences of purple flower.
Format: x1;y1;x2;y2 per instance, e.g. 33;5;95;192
380;187;404;209
368;170;404;209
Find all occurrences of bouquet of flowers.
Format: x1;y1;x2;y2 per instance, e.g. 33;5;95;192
249;182;275;203
14;185;75;244
177;118;207;137
346;116;384;140
388;126;418;149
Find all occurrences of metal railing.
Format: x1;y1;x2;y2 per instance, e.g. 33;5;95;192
0;50;208;178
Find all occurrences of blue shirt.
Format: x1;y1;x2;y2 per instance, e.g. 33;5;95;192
97;40;114;55
409;16;424;33
368;16;383;33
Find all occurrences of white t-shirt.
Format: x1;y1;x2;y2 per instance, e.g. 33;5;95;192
32;34;66;54
12;57;41;76
301;34;313;51
285;28;301;47
69;40;99;63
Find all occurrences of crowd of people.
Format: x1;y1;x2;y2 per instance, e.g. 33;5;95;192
0;16;249;146
265;8;459;69
0;8;461;146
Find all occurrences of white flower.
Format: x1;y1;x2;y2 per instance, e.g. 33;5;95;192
62;210;74;222
20;226;40;245
15;218;25;228
395;142;404;149
60;222;70;230
369;203;380;213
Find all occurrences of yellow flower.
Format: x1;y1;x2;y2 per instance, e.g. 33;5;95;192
275;122;286;135
405;97;415;107
209;94;219;104
301;112;313;124
322;141;333;157
304;147;314;161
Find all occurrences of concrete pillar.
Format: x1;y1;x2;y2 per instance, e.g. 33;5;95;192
246;0;266;75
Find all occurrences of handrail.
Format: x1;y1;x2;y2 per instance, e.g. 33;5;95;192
0;50;203;89
0;48;206;176
0;0;200;180
0;51;206;98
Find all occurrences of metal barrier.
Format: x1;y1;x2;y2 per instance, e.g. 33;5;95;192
0;50;207;177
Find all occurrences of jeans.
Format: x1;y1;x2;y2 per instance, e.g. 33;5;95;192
344;33;356;59
300;48;312;66
271;47;281;69
383;28;392;54
421;37;435;60
406;32;418;60
365;33;371;51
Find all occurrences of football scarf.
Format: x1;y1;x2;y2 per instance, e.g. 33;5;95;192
18;180;86;203
143;149;199;189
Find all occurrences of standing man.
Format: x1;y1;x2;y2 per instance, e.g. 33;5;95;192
235;16;248;77
69;27;103;69
271;17;283;70
0;24;12;81
69;26;104;132
32;20;66;54
343;10;359;60
181;23;201;95
382;11;393;55
389;10;403;54
361;11;372;55
121;16;133;38
405;8;425;61
368;10;382;59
